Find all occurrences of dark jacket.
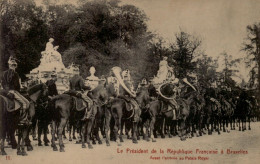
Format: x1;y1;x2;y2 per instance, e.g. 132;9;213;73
1;69;20;91
69;75;91;91
46;79;58;96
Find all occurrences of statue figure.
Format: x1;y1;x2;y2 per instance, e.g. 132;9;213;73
153;56;174;84
85;66;99;90
45;38;54;54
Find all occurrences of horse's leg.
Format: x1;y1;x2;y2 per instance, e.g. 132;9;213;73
43;123;49;146
150;116;156;142
81;121;86;148
21;126;28;156
68;123;72;141
238;119;241;131
0;128;7;155
86;118;94;149
17;127;22;155
32;118;37;141
58;119;66;152
38;121;43;146
248;116;251;130
105;111;111;146
51;121;58;151
132;121;138;144
118;118;124;143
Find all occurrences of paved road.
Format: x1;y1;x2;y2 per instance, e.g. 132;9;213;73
1;122;260;164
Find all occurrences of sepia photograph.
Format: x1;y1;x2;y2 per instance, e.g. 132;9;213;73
0;0;260;163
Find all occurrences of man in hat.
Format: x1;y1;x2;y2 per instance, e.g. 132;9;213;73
1;56;30;124
46;72;58;97
69;67;93;121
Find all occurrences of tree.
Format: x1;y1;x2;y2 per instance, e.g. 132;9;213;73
196;53;218;88
0;0;49;79
219;51;241;88
169;31;202;78
242;23;260;94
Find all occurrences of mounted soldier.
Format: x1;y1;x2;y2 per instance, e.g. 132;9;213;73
46;72;58;97
111;67;140;122
1;56;30;125
69;66;93;121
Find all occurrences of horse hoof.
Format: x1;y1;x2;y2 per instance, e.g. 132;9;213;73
132;140;138;144
120;138;124;142
137;137;140;140
208;132;212;135
82;144;86;148
88;145;93;149
44;143;49;146
53;147;58;151
161;135;165;139
227;130;230;133
76;141;82;144
22;151;28;156
38;143;43;146
92;141;96;145
17;150;22;155
98;141;102;145
106;143;110;146
27;146;33;151
1;150;7;155
146;138;150;142
60;147;65;152
169;135;172;138
152;139;156;142
180;137;186;141
61;144;65;148
69;139;72;141
73;136;76;140
249;128;251;130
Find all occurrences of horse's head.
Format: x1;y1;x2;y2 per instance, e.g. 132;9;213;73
27;83;49;102
136;86;150;108
91;84;109;105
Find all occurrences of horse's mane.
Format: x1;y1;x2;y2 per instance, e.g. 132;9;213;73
27;83;45;95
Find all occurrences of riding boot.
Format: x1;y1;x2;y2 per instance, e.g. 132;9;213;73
19;108;31;125
81;106;93;121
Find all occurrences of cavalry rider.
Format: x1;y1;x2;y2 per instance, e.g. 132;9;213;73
116;67;140;122
46;72;58;97
1;56;30;125
69;66;93;121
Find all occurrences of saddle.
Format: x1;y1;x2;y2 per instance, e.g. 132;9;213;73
64;90;87;112
160;100;177;120
0;95;21;112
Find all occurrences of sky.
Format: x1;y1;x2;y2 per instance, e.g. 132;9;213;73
120;0;260;83
35;0;260;83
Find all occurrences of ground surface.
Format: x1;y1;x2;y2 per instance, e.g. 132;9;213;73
0;122;260;164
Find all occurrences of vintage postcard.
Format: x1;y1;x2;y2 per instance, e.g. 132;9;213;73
0;0;260;163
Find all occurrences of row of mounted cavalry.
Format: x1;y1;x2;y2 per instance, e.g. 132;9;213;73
0;68;258;156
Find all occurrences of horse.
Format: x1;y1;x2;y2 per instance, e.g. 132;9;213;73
104;81;143;146
0;83;48;156
49;89;99;152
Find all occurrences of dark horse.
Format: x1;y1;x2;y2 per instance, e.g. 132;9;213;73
104;82;146;146
49;85;107;152
0;83;48;156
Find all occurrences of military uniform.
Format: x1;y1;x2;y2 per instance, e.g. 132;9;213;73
69;74;93;120
1;59;30;125
46;79;58;96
